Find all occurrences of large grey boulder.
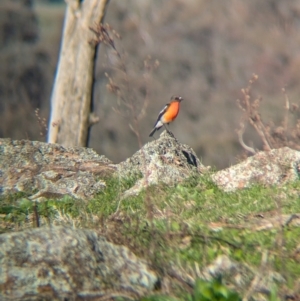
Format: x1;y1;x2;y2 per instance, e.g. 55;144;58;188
118;131;207;198
0;227;158;300
0;138;115;200
212;147;300;191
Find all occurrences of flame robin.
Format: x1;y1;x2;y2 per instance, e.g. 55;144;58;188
149;96;183;137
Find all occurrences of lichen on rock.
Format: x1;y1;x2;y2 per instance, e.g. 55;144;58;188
0;227;158;300
212;147;300;192
117;131;207;198
0;138;115;201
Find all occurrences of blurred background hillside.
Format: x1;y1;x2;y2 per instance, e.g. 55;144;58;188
1;0;300;169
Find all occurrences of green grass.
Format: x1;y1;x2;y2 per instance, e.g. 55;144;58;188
1;174;300;299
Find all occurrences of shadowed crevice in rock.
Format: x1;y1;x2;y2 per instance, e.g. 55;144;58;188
182;150;198;167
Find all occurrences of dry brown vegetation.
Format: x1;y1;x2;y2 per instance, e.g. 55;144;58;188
236;74;300;156
1;0;300;169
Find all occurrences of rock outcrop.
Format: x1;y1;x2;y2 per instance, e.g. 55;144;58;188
117;131;207;198
212;147;300;191
1;138;300;200
0;133;206;201
0;227;158;301
0;138;115;201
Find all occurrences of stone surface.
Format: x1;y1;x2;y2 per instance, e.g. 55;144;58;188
2;138;299;201
117;131;208;198
0;135;208;201
212;147;300;192
0;227;158;301
202;255;285;301
169;254;285;301
0;138;115;201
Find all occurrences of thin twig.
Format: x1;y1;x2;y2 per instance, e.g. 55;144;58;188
236;122;256;154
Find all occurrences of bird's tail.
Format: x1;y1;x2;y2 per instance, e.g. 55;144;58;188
149;127;157;137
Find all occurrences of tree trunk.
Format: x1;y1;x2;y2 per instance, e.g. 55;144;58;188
47;0;109;146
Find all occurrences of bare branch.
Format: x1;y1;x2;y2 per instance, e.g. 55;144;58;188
236;123;256;154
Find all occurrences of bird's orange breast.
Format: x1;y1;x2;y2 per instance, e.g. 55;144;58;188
162;101;180;123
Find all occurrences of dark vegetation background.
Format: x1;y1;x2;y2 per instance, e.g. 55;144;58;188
1;0;300;169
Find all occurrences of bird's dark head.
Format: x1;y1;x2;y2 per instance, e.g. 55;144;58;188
172;96;184;102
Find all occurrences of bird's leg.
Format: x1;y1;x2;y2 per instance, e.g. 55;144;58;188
163;124;170;133
164;124;175;138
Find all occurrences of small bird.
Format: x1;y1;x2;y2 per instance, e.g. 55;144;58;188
149;96;183;137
